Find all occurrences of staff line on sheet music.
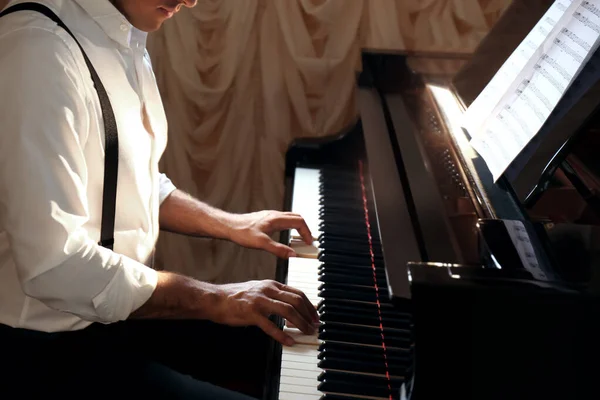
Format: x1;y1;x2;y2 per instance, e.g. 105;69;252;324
358;160;393;400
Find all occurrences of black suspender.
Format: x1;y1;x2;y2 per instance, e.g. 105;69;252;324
0;2;119;250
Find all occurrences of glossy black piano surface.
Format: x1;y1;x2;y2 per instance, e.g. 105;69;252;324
262;2;600;399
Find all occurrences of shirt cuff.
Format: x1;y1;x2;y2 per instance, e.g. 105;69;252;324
159;173;177;204
91;257;158;322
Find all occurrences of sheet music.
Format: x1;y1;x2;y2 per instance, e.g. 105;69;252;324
502;220;549;281
463;0;600;181
462;0;577;136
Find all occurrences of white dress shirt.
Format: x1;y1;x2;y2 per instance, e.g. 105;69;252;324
0;0;176;332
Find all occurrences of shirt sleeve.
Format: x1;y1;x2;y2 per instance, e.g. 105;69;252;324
0;27;157;323
159;173;177;204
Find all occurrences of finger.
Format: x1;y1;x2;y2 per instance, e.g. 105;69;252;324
265;239;296;259
275;283;319;323
273;289;316;329
256;316;295;347
272;215;313;245
267;298;314;336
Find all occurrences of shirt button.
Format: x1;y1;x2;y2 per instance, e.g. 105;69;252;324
120;24;128;31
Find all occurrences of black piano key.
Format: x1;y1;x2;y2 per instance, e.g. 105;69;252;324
318;233;381;246
318;347;410;367
320;168;359;177
318;249;383;261
318;282;389;297
318;235;378;248
318;219;367;228
318;341;410;359
319;225;369;238
317;299;403;317
319;321;410;338
319;174;360;183
319;179;361;187
318;261;386;272
319;241;383;255
319;178;361;187
320;226;369;239
318;357;395;378
318;272;386;286
318;326;411;349
319;197;364;207
319;209;365;219
319;190;362;199
319;263;386;276
319;310;410;331
318;302;411;323
318;375;399;398
318;246;378;259
318;253;379;266
319;173;360;182
318;287;380;303
318;370;403;389
319;205;366;215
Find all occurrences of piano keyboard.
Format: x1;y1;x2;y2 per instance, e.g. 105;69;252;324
278;165;413;400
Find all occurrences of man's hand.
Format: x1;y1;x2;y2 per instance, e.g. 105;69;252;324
210;279;319;346
131;273;319;347
226;211;313;258
159;191;313;258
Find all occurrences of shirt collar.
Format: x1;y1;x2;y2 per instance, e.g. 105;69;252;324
74;0;147;49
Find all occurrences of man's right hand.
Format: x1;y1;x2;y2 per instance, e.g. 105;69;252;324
210;280;319;346
130;272;319;346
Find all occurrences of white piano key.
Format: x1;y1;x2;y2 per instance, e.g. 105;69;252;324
279;345;322;399
290;167;321;238
280;367;321;380
279;384;322;396
284;327;321;346
288;268;320;277
278;392;321;400
286;257;322;306
290;239;320;259
279;360;321;372
280;376;320;388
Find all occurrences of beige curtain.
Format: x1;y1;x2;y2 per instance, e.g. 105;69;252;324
147;0;511;284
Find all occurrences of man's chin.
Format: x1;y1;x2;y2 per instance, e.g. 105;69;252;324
136;20;164;33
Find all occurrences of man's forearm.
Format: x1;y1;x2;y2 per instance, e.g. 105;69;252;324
129;271;222;320
159;189;234;240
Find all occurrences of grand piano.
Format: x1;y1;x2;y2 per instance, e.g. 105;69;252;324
262;1;600;399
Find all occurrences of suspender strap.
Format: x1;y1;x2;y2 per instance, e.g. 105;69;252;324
0;2;119;250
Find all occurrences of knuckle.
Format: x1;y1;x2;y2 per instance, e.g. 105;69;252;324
250;298;264;314
290;294;303;309
283;303;295;316
265;279;280;289
262;285;276;297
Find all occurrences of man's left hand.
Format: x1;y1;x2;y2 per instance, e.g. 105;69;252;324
226;211;313;259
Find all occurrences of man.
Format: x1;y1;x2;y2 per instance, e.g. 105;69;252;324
0;0;317;398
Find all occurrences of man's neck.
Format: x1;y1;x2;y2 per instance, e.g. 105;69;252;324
108;0;125;18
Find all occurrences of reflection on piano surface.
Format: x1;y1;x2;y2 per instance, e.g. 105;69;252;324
262;2;600;399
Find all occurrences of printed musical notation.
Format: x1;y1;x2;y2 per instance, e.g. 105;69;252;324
463;0;600;181
503;220;548;281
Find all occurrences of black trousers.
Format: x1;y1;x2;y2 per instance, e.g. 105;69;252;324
0;319;270;399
